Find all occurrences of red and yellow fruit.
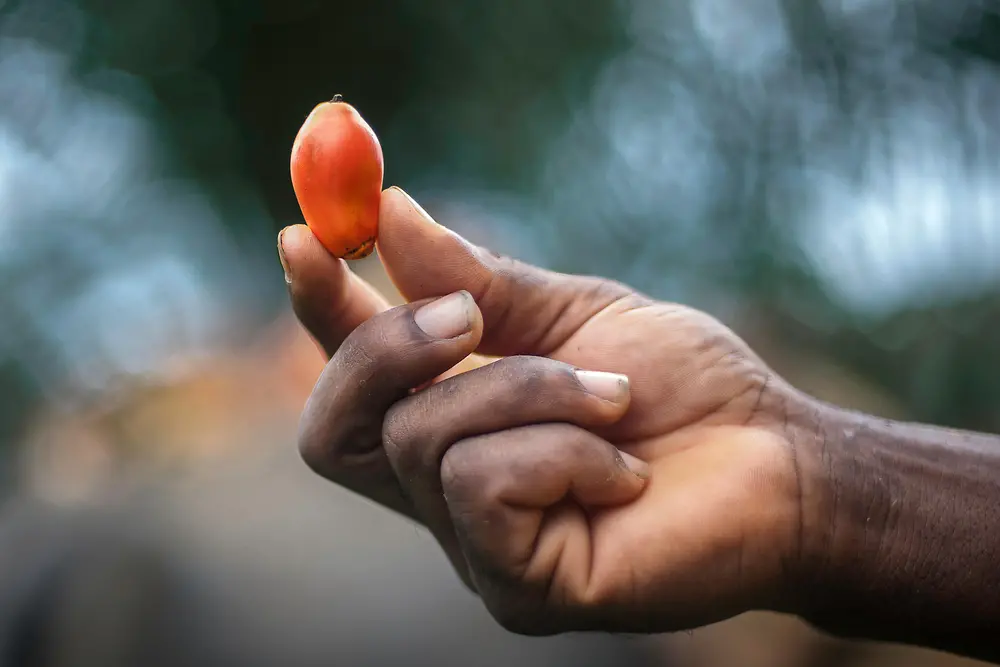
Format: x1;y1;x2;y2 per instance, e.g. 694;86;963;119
290;95;383;260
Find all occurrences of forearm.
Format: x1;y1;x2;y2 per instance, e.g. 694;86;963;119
795;400;1000;662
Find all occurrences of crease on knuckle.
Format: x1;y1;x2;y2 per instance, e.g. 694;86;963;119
440;445;475;498
385;409;444;481
442;437;506;504
381;407;412;465
339;335;381;385
504;356;577;407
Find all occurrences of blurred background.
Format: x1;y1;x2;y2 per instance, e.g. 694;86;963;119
0;0;998;665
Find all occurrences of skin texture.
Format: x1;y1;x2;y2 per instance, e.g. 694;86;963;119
278;187;1000;661
796;404;1000;663
290;101;383;259
279;187;806;631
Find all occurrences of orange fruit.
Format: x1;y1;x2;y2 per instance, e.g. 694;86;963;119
290;95;383;260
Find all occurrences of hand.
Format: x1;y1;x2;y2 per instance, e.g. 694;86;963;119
280;188;815;635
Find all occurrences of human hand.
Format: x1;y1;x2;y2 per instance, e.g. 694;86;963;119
279;188;815;634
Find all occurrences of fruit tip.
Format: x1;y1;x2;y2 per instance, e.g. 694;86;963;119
330;93;344;103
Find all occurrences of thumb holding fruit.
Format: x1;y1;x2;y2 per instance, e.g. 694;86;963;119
281;101;818;635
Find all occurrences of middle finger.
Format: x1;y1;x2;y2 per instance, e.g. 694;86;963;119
382;355;631;575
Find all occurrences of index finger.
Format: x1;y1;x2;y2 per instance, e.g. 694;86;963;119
278;224;391;358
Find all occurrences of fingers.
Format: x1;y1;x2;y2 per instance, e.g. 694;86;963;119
382;356;632;570
440;424;649;634
376;187;643;357
297;291;483;505
281;188;644;361
278;224;390;358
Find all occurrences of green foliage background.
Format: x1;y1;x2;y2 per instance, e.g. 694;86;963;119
2;0;1000;459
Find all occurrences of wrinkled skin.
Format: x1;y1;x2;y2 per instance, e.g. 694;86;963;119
279;187;811;635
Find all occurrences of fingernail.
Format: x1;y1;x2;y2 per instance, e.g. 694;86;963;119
619;451;651;479
575;370;630;403
414;291;475;339
277;228;292;284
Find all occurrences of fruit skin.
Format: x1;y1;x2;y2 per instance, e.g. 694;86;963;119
290;97;383;260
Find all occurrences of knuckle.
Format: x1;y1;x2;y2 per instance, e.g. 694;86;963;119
441;439;504;507
539;423;593;462
298;392;386;479
438;451;462;493
441;437;517;512
440;443;476;496
383;402;442;477
568;429;598;459
336;330;382;379
335;307;415;378
519;364;551;397
297;420;338;478
568;275;636;310
381;405;414;464
590;276;633;302
499;356;577;401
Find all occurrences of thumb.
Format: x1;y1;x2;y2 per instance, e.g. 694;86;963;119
376;187;637;357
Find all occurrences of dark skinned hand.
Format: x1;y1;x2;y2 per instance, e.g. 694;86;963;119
278;187;815;635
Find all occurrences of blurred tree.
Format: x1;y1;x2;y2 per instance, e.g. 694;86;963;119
2;0;1000;454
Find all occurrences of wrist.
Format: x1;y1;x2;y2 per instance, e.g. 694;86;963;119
786;396;1000;657
780;400;886;621
755;386;841;616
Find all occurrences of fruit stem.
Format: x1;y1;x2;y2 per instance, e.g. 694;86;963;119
331;93;344;103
